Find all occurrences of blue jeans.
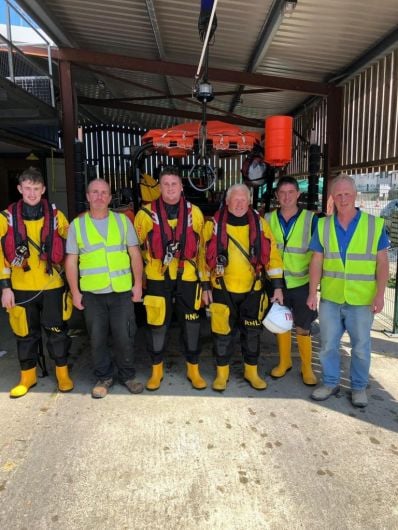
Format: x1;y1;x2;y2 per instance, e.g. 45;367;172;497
83;291;137;382
319;300;374;390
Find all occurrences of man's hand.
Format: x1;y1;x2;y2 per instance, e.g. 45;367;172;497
270;288;283;305
372;293;384;314
202;289;213;307
307;293;318;311
1;287;15;309
72;291;84;310
131;285;143;303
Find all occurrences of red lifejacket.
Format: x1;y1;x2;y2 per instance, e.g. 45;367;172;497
1;199;65;274
206;206;270;276
148;196;199;263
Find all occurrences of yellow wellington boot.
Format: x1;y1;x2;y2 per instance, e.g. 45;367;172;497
10;368;37;398
186;362;207;390
212;365;229;392
271;331;293;378
244;364;267;390
56;365;74;392
297;334;318;386
146;362;164;391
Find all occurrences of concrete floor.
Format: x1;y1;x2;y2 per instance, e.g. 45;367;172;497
0;308;397;530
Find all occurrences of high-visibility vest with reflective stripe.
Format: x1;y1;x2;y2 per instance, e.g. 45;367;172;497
318;212;383;305
266;209;313;288
74;211;132;292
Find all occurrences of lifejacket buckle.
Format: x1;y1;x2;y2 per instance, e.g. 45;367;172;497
163;241;180;267
11;243;29;267
16;242;29;257
215;254;227;277
163;251;174;267
215;264;224;276
11;255;24;267
167;241;180;256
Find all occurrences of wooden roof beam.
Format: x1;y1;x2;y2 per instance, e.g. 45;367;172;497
57;48;333;96
78;96;264;128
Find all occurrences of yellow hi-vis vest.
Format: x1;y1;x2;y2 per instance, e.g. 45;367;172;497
318;212;383;305
266;209;313;288
74;211;132;292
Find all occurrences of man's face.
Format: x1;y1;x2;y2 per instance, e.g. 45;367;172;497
332;181;357;214
227;189;250;217
160;174;183;205
17;180;46;206
276;183;300;209
86;181;112;211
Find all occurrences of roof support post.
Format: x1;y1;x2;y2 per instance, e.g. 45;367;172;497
325;86;343;195
59;60;77;219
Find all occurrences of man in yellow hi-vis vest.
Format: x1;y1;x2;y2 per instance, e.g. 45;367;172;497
65;179;144;398
307;175;389;407
266;176;318;386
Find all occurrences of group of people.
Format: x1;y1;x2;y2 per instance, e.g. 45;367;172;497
0;166;389;408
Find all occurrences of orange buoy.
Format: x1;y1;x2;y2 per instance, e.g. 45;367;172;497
265;116;293;167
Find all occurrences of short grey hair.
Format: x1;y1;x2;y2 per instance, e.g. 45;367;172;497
87;178;111;193
330;174;357;195
225;183;251;204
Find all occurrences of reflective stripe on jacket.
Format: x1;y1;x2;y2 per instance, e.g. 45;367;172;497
266;209;313;288
74;211;132;292
318;212;383;305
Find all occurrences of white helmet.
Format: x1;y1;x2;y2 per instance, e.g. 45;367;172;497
263;303;293;334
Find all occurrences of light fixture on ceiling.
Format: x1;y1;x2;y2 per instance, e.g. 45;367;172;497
26;151;39;161
284;0;297;17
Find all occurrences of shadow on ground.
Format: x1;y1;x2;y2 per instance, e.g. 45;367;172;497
1;307;397;435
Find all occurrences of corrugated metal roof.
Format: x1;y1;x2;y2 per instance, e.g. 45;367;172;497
264;0;398;80
15;0;398;130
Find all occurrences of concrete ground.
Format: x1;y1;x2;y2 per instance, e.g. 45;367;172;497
0;307;397;530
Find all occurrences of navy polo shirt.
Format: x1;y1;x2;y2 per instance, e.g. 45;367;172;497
277;209;318;240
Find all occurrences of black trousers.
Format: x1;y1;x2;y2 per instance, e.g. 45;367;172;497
145;278;201;365
13;287;70;370
283;283;317;331
83;291;137;382
212;288;266;366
